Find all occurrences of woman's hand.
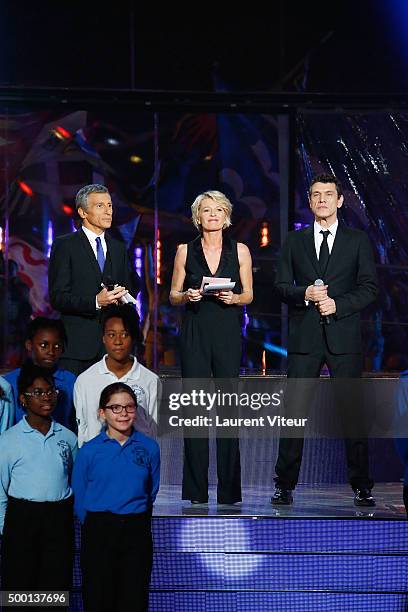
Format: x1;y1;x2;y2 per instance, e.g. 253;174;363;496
185;288;203;302
216;290;237;305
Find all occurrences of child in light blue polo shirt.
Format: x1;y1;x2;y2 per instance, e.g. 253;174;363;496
0;361;77;604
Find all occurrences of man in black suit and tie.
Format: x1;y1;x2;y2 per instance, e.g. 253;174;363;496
272;173;378;507
48;184;134;376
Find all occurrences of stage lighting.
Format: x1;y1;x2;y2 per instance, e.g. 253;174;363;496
62;204;74;215
134;246;143;318
260;222;270;247
52;126;72;140
17;180;34;197
180;519;263;579
47;221;53;258
156;230;161;285
262;350;266;375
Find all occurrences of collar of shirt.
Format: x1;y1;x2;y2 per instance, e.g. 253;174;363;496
313;219;338;256
82;225;107;258
100;428;140;447
52;368;68;383
98;355;141;381
20;415;62;437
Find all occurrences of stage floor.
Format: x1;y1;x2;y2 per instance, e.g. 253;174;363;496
153;483;406;519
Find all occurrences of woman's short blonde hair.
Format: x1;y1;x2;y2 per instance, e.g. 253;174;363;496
191;190;233;230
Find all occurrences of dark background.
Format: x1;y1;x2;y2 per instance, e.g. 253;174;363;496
1;2;408;375
1;1;407;94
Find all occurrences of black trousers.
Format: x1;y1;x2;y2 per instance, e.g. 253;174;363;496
275;326;373;491
180;315;242;503
404;485;408;518
80;510;153;612
0;496;74;611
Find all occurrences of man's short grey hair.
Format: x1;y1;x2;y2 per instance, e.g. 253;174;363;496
75;184;109;212
191;190;233;230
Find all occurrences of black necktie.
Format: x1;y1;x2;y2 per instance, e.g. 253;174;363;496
319;230;330;274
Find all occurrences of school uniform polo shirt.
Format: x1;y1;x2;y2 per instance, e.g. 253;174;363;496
72;429;160;523
0;417;77;533
4;367;76;430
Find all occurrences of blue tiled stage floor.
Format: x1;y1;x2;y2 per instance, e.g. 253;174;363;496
67;483;407;611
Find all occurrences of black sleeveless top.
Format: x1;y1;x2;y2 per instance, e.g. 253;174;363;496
183;235;242;320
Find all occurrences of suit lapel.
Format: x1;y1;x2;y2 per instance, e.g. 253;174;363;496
105;234;114;279
325;223;348;279
77;228;103;279
301;226;320;278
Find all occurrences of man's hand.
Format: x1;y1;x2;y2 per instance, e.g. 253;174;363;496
317;296;336;316
305;284;328;302
96;286;127;307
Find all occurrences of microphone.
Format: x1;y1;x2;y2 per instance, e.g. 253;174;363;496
103;274;137;306
314;278;332;325
103;275;115;291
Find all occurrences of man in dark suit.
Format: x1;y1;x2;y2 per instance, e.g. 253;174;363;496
48;184;134;376
272;173;378;506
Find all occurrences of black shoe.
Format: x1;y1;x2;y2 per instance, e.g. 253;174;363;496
271;487;293;505
353;488;376;507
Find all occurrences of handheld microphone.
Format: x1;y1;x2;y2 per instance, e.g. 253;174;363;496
314;278;332;325
103;275;116;292
104;274;138;306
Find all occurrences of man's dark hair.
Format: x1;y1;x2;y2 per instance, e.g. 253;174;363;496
25;317;67;346
309;174;343;198
17;359;55;397
101;304;143;344
99;382;138;410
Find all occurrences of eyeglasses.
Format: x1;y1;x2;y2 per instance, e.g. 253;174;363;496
24;389;59;399
104;403;137;414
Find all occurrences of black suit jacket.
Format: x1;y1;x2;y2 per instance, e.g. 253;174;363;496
275;224;378;354
48;228;134;360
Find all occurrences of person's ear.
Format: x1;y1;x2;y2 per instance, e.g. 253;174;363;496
77;207;87;220
19;393;26;407
25;339;33;353
337;195;344;209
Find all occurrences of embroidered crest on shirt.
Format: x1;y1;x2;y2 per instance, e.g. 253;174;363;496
131;446;149;467
57;440;71;470
130;384;147;409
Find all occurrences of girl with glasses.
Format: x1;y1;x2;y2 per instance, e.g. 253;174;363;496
0;361;77;610
72;382;160;612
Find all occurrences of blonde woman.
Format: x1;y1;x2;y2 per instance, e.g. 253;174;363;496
170;190;253;504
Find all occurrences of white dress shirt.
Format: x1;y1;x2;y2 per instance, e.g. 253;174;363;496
313;219;338;258
81;225;107;258
81;226;107;309
304;220;339;305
